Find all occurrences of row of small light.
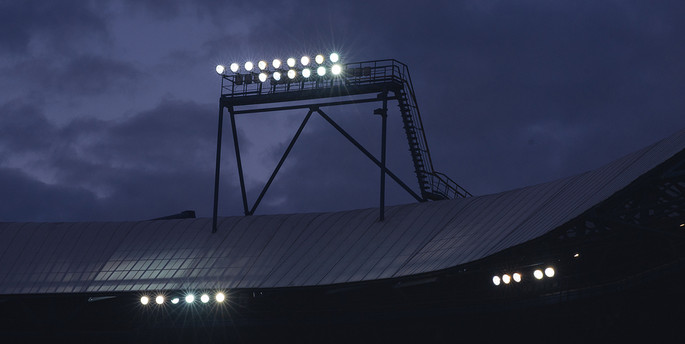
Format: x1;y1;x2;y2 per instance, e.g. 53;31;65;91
140;291;226;305
215;53;344;81
492;267;555;286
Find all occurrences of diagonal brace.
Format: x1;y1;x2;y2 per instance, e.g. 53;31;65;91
315;107;424;202
248;109;314;215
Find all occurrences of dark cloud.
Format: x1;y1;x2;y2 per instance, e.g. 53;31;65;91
1;0;685;221
0;0;108;55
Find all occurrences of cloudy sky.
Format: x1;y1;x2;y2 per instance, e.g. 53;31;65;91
1;0;684;222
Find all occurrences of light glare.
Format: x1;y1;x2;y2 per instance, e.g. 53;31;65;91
155;295;164;305
331;64;342;75
329;53;340;63
534;269;544;280
215;65;225;75
287;69;296;79
315;54;324;64
185;294;195;303
492;275;501;286
244;61;254;71
317;66;326;76
302;68;311;78
259;73;268;82
301;56;310;66
140;296;149;305
545;267;555;278
273;71;282;81
171;298;180;304
216;292;226;303
201;294;210;303
230;63;239;73
287;58;296;67
272;59;282;69
258;60;268;70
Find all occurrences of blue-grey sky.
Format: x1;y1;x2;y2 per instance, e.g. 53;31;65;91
1;0;684;221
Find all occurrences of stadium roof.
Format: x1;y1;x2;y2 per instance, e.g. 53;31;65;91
1;128;684;295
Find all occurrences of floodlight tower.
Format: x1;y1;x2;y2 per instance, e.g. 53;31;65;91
212;53;471;232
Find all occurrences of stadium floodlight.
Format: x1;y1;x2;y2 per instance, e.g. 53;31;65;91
155;295;165;305
272;59;282;69
317;66;326;76
315;54;324;64
331;64;342;75
216;292;226;303
287;57;296;68
230;63;240;73
329;52;339;63
258;60;268;70
301;56;310;66
244;61;254;71
259;72;268;82
287;69;296;79
545;267;555;278
171;297;180;304
215;65;226;75
492;275;501;286
502;274;511;284
200;294;210;303
140;296;150;305
302;68;311;78
513;272;522;283
273;71;282;81
534;269;543;280
185;294;195;303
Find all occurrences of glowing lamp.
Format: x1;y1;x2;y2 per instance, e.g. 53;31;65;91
317;66;326;76
513;272;522;283
287;57;296;68
287;69;296;79
315;54;324;64
331;64;342;75
230;63;239;73
301;56;310;66
155;295;164;305
302;68;311;78
140;296;149;305
185;294;195;303
273;71;282;81
545;267;555;278
244;61;254;71
216;292;226;303
215;65;225;75
502;274;511;284
259;73;268;82
329;53;339;63
200;294;210;303
534;269;543;280
492;275;501;286
272;59;282;69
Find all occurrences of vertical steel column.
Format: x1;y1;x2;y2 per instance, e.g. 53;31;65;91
212;103;224;233
377;92;389;221
229;106;250;216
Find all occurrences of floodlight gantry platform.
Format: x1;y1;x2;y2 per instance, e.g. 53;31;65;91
212;59;471;232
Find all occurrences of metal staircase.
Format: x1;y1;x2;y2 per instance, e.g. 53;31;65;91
395;64;472;200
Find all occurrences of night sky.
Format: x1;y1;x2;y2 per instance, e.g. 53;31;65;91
1;0;684;222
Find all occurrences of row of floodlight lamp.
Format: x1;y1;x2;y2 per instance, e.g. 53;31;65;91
140;291;226;306
492;267;555;286
217;52;340;75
